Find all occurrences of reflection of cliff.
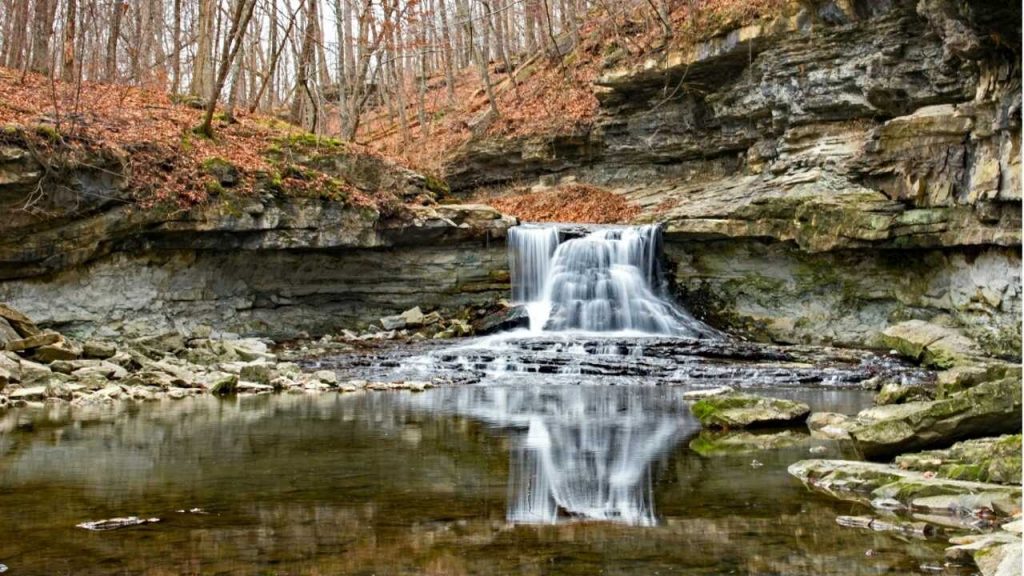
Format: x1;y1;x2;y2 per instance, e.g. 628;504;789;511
0;389;950;574
409;385;694;525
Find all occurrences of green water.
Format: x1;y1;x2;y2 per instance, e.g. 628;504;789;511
0;387;949;575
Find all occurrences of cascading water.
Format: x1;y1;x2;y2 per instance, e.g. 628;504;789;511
508;224;715;336
382;223;725;527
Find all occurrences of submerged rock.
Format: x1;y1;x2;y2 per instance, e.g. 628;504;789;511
689;429;807;456
894;435;1022;485
848;377;1022;459
689;393;810;429
806;412;853;439
76;517;160;531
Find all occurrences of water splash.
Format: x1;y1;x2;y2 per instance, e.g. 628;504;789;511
508;224;715;336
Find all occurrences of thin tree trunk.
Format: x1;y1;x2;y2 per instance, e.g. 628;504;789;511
437;0;455;102
104;0;123;81
171;0;181;93
198;0;257;136
248;2;300;113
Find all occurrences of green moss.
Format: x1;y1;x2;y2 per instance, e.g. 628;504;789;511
201;156;234;173
941;463;985;482
279;132;344;151
204;178;226;196
424;173;450;196
281;164;312;180
33;124;61;142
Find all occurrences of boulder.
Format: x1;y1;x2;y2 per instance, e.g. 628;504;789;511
0;353;20;387
203;371;238;395
0;303;40;337
472;305;529;335
131;332;186;355
879;320;982;369
236;381;273;394
8;386;47;401
239;362;276;385
849;377;1022;460
690;392;810;429
379;315;406;331
946;533;1022;576
936;361;1021;399
448;319;473;337
806;412;854;439
0;318;19;347
71;362;128;381
894;435;1021;485
228;339;276;362
18;359;52;384
33;341;82;363
314;370;337;385
5;332;60;352
400;307;425;327
82;340;117;359
874;380;934;405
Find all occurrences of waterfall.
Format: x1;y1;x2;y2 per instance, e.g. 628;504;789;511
508;224;713;336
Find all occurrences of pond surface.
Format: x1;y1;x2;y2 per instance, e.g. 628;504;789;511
0;381;950;575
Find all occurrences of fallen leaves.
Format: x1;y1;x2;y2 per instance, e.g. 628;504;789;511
485;184;639;224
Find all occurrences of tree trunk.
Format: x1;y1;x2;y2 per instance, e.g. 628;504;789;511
289;0;320;130
198;0;257;137
191;0;216;100
171;0;181;93
437;0;455;103
30;0;57;74
61;0;77;80
104;0;123;81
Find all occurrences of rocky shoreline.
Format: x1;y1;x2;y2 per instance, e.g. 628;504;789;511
0;302;509;411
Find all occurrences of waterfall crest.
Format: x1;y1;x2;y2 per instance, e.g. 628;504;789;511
508;224;714;336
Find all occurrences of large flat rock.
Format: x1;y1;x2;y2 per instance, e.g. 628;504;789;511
849;378;1022;460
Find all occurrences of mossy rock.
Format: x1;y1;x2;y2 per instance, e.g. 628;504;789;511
895;435;1022;485
690;392;810;429
201;157;240;187
850;377;1022;460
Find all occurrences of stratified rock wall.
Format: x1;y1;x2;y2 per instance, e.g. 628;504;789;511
0;137;514;337
445;0;1021;357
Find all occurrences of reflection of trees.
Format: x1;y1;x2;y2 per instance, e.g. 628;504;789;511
0;389;949;575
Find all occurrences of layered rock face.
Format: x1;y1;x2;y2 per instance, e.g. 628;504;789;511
0;137;513;338
446;0;1021;357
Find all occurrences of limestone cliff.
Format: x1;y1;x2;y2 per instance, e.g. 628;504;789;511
445;0;1021;357
0;130;513;338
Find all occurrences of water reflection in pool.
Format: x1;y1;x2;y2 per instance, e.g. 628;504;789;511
0;387;949;575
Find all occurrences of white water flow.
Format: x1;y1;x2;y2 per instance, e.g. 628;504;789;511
508;224;712;335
